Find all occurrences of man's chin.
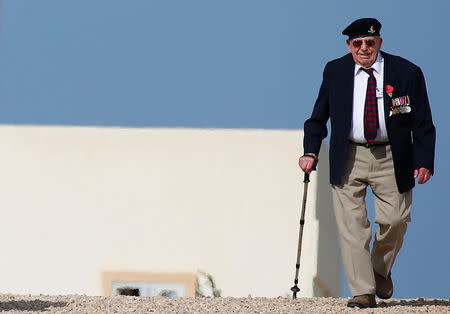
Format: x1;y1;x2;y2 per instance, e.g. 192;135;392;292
357;56;374;66
358;60;373;67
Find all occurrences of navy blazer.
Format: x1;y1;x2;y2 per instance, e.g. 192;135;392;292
303;51;436;193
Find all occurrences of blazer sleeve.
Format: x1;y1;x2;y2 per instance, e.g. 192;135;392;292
303;63;331;156
411;67;436;174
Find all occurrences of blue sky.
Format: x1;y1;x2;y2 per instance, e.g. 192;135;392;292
0;1;448;299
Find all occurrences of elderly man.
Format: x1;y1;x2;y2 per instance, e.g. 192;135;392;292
299;18;435;308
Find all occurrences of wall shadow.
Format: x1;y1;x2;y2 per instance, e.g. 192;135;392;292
313;141;341;297
0;299;67;312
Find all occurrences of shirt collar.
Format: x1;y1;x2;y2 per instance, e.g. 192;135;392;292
354;52;383;76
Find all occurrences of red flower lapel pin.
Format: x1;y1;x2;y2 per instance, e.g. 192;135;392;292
385;85;394;97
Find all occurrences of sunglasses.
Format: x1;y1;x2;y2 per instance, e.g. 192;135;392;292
352;39;376;48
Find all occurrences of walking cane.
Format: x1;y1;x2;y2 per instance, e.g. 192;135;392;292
291;157;317;299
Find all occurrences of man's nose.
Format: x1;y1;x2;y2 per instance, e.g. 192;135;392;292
360;42;370;50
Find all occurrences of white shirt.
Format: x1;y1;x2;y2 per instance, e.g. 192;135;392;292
348;53;389;143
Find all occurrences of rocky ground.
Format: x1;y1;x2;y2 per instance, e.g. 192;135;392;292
0;294;448;313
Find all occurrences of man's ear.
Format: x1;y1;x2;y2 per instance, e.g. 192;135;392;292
346;39;351;52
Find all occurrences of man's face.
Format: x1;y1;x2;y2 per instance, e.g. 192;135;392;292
347;36;383;68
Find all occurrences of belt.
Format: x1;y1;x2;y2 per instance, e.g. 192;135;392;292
350;141;389;148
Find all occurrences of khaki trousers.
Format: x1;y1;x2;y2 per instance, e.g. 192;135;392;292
331;142;412;296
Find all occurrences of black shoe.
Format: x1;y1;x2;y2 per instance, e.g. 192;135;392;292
374;271;393;299
347;294;377;308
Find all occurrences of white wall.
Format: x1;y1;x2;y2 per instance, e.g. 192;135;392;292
0;125;339;297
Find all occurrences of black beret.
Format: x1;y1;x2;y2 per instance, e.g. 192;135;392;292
342;18;382;39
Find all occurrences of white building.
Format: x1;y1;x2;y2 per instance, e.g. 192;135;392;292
0;125;340;297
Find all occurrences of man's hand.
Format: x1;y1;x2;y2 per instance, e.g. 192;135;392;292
298;153;317;174
414;167;432;184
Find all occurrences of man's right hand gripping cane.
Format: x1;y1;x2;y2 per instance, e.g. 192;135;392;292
299;153;318;174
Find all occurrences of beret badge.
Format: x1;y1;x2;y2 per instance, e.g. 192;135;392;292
368;26;375;34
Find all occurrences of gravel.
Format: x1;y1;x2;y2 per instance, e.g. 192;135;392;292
0;294;448;313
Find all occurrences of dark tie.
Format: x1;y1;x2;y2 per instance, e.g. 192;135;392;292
362;68;379;143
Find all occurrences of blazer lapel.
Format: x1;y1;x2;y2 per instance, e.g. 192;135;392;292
382;51;395;124
342;54;355;129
